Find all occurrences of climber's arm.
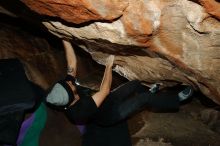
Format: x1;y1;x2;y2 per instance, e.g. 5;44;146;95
92;55;114;107
62;39;77;77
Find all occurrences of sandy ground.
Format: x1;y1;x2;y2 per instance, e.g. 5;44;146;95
129;97;220;146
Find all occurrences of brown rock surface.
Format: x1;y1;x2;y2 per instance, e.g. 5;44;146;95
21;0;128;24
199;0;220;19
0;21;65;89
2;0;220;104
129;98;220;146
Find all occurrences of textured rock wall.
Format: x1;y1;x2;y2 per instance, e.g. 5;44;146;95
10;0;220;104
0;21;65;89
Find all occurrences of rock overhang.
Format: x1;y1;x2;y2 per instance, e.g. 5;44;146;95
1;0;220;104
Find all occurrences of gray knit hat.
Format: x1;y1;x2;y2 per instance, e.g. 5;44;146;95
46;83;69;106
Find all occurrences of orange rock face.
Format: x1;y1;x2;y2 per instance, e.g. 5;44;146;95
199;0;220;20
21;0;128;24
121;0;154;44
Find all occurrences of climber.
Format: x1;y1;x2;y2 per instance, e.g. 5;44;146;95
45;39;194;146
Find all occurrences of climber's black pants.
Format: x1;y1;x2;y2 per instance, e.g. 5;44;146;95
93;80;180;126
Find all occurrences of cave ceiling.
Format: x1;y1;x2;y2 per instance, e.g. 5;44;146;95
0;0;220;104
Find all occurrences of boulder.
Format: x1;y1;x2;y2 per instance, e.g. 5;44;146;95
7;0;220;104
